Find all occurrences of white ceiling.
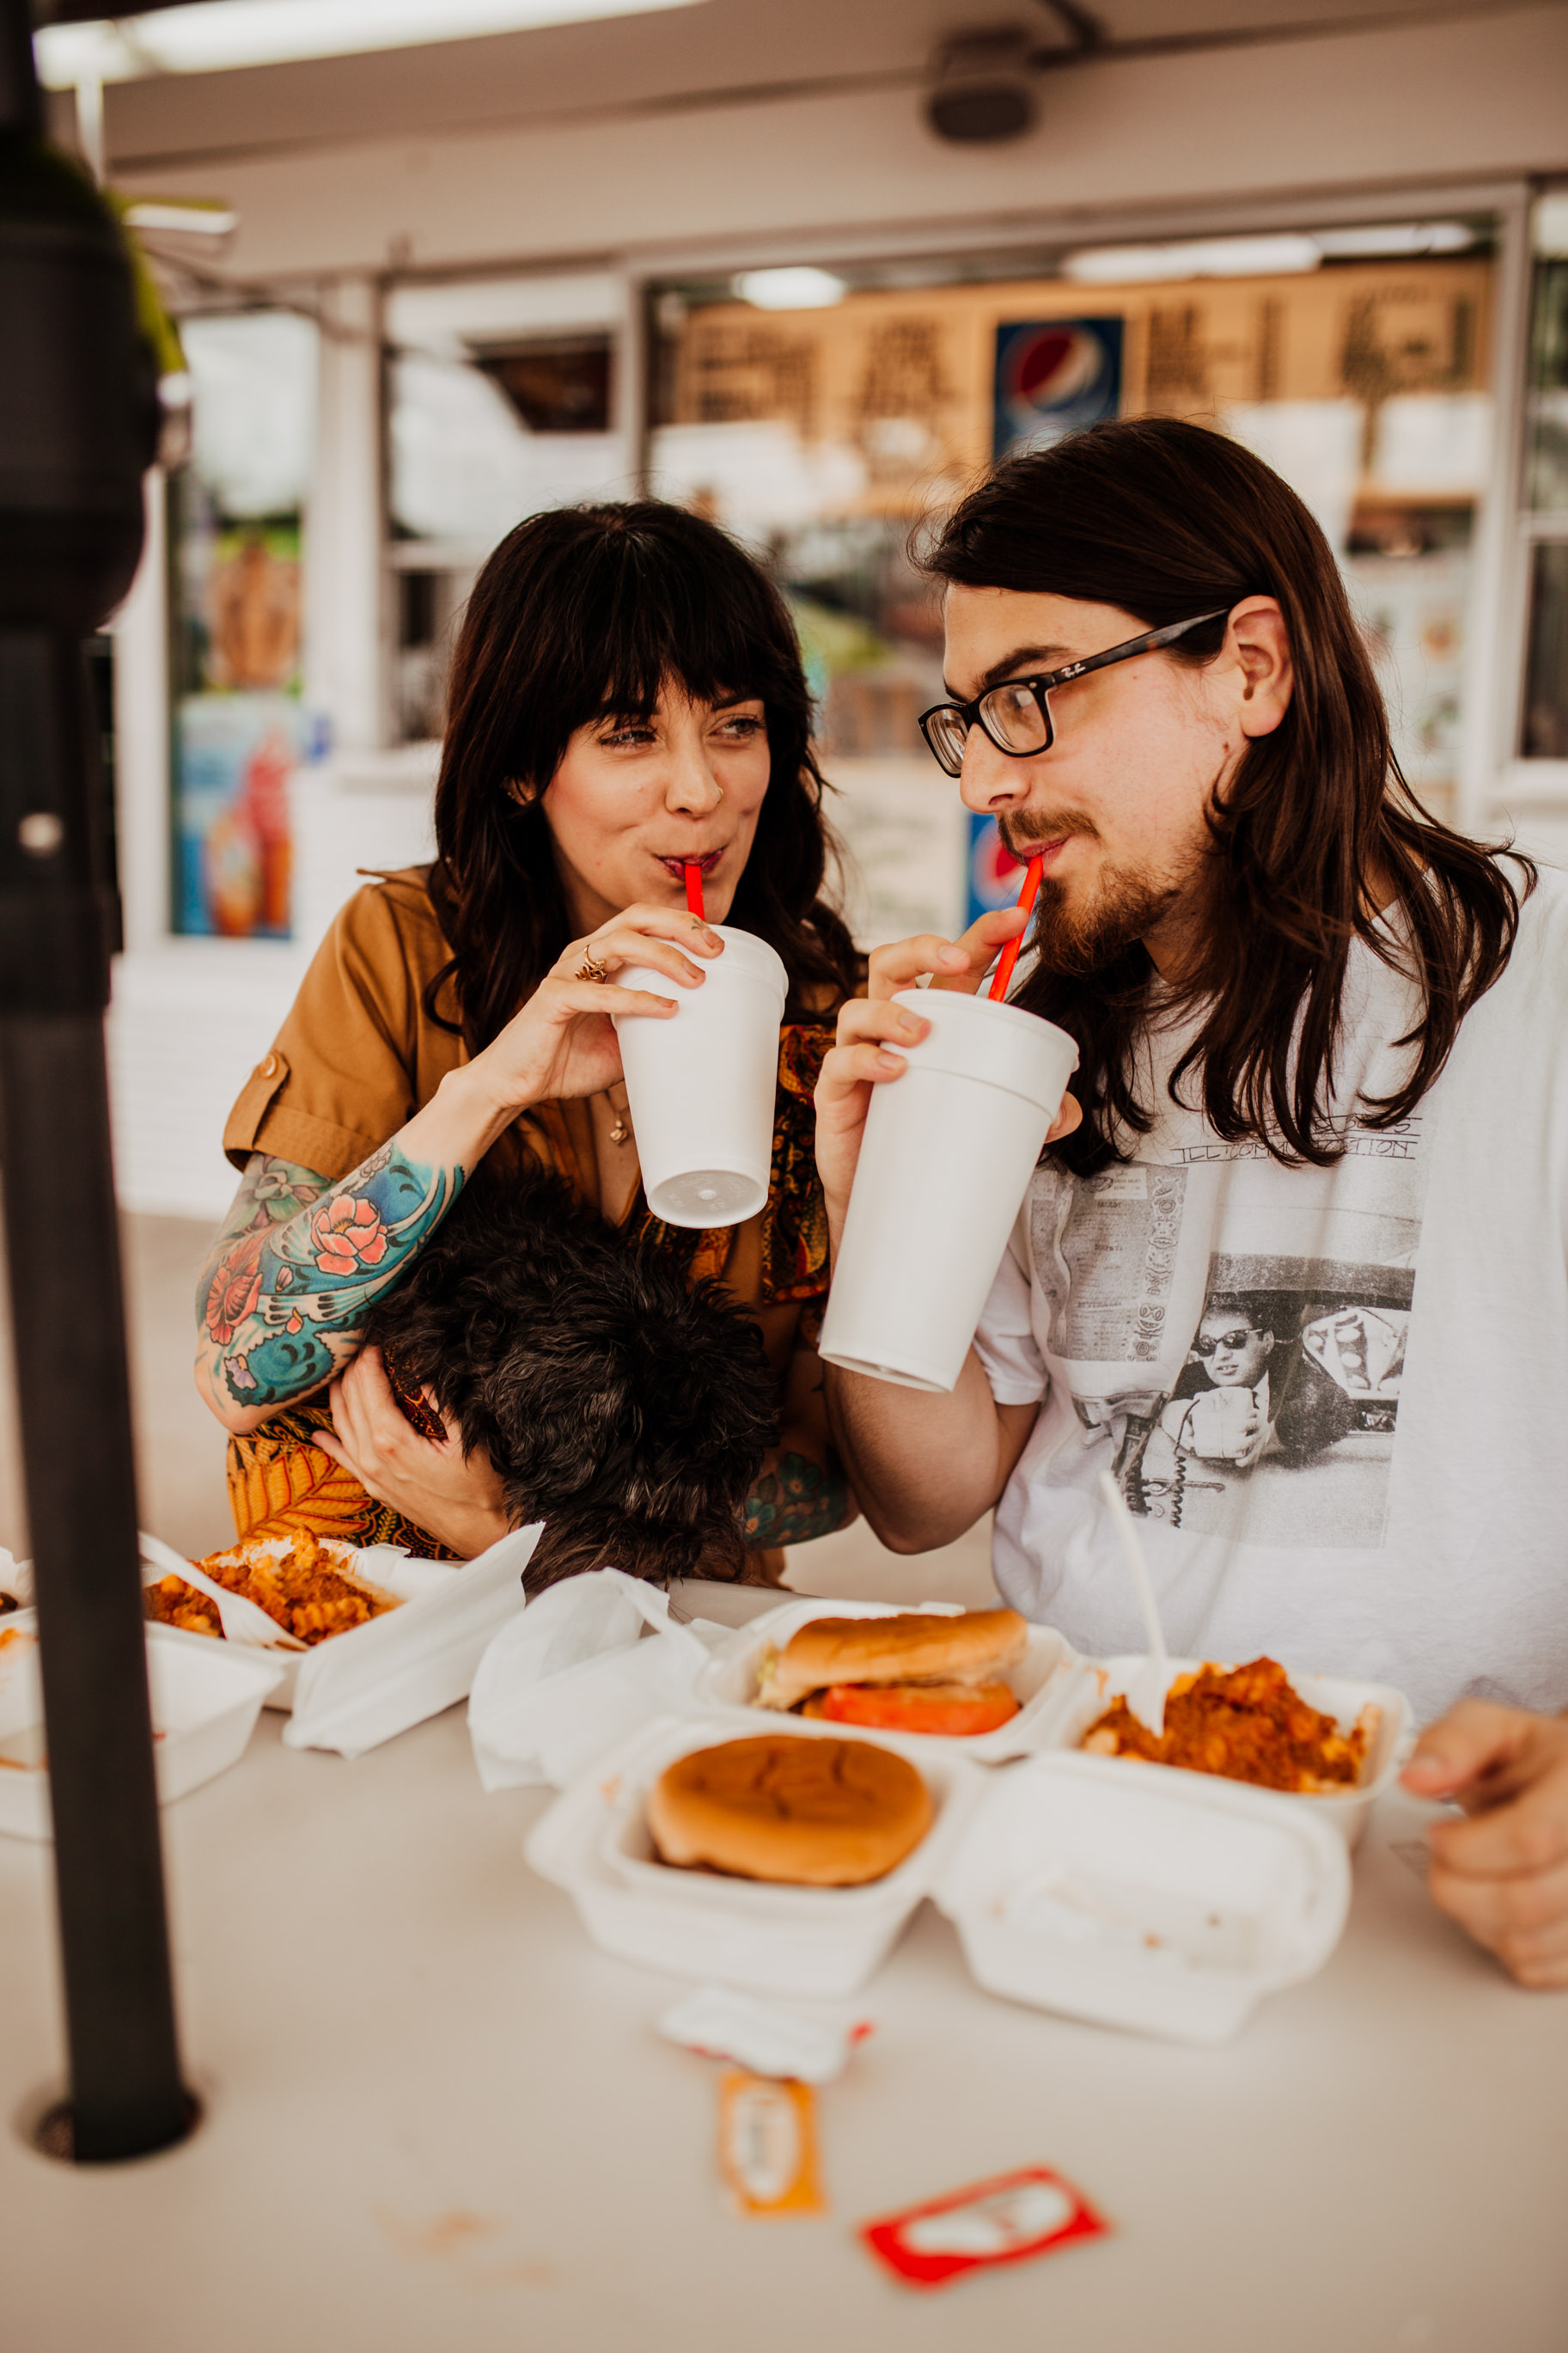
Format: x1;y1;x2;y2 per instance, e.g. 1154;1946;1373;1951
62;0;1529;177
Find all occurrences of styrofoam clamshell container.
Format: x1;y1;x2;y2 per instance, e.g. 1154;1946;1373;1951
146;1525;539;1757
192;1537;461;1713
935;1749;1352;2044
0;1617;286;1842
1046;1654;1414;1849
692;1596;1082;1764
526;1709;985;1999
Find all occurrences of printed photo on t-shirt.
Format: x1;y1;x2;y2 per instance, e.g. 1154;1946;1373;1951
1118;1261;1411;1547
1027;1125;1427;1550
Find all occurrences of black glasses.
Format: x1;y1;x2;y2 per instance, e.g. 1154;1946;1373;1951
918;610;1229;779
1193;1328;1261;1357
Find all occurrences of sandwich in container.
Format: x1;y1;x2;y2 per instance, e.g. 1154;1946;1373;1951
526;1709;985;2000
693;1596;1081;1762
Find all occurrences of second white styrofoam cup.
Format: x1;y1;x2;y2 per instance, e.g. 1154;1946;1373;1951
820;988;1078;1391
613;925;787;1228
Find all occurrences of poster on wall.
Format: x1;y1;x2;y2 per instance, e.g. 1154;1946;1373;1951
172;510;306;938
173;690;303;938
993;318;1123;460
170;309;318;938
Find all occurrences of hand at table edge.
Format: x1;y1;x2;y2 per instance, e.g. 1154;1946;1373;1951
1401;1698;1568;1989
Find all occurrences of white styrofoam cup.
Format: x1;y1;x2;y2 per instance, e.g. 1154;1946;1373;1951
613;925;787;1228
820;988;1078;1392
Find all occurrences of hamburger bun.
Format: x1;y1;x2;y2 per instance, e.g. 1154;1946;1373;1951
802;1679;1020;1737
756;1608;1029;1714
647;1733;933;1886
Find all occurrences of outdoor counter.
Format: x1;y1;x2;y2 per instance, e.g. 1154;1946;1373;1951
2;1693;1565;2350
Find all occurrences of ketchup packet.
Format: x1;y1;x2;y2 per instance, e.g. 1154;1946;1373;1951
717;2072;825;2217
860;2165;1109;2288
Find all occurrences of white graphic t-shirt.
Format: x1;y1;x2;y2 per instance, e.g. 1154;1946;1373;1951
973;865;1568;1724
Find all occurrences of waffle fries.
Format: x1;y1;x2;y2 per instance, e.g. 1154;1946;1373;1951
141;1531;403;1648
143;1575;223;1636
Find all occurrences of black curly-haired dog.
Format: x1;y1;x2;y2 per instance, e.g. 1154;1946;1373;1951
360;1164;778;1595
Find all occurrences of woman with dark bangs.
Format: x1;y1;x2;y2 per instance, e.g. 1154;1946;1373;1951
193;502;860;1571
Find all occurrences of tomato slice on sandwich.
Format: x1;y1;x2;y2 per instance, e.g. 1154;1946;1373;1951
803;1679;1020;1737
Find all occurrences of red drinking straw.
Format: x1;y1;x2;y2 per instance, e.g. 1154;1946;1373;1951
987;853;1044;1004
684;861;705;920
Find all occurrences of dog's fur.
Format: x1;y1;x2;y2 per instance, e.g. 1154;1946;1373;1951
360;1164;778;1594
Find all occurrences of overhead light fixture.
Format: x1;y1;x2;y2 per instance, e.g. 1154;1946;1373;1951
1064;222;1480;288
122;201;239;238
1312;222;1475;259
733;267;847;312
1064;234;1323;285
34;0;704;87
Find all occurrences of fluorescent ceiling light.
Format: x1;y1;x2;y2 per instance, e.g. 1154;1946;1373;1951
1065;235;1322;285
123;200;238;236
733;267;847;312
34;0;703;88
1065;222;1480;287
1312;222;1474;259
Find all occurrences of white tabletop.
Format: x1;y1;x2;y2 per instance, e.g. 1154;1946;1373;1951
2;1697;1566;2353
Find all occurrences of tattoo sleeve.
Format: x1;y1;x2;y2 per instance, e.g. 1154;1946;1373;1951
743;1447;852;1549
195;1147;463;1414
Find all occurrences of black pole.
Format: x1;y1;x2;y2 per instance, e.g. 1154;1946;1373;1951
0;4;190;2160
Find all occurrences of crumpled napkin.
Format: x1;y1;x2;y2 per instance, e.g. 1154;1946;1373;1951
467;1567;729;1793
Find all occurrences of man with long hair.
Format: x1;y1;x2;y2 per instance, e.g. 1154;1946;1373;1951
815;417;1568;1985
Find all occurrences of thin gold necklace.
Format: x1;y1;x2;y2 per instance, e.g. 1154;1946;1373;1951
605;1084;631;1146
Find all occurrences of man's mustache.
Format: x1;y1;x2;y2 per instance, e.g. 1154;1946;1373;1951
997;811;1100;861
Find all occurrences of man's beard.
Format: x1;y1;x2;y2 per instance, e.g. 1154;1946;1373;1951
998;811;1185;977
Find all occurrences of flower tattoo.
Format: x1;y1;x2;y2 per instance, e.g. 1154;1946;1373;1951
198;1146;463;1413
312;1195;390;1277
204;1229;265;1346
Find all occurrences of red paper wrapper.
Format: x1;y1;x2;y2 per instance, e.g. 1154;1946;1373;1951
860;2164;1109;2289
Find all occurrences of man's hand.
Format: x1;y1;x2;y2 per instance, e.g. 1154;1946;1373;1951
315;1345;511;1561
1401;1701;1568;1987
814;910;1082;1244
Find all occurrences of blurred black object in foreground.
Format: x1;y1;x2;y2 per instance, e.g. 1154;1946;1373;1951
0;0;191;2160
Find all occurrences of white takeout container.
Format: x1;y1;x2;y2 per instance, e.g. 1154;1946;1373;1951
692;1595;1082;1763
0;1617;286;1842
526;1710;985;1999
1047;1653;1414;1849
820;988;1078;1392
143;1525;539;1757
282;1526;539;1756
613;925;787;1228
935;1749;1352;2044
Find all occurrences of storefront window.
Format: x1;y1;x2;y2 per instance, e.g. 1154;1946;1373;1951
169;309;317;937
387;274;629;742
1520;193;1568;759
650;223;1497;934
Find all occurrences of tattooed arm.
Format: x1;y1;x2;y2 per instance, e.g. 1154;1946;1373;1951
197;901;729;1434
194;1144;465;1433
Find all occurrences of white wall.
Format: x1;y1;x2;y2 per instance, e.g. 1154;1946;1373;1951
113;6;1568;280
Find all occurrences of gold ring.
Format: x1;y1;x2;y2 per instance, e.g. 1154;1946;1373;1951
574;953;609;984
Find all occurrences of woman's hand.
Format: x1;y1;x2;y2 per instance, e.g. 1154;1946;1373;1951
314;1346;511;1560
813;912;1082;1245
463;904;725;1117
1402;1701;1568;1986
